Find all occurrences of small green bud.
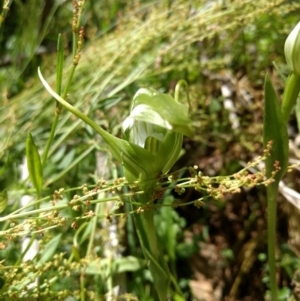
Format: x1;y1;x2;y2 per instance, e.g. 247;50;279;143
284;21;300;75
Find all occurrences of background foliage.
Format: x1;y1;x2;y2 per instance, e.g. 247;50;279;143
1;0;300;300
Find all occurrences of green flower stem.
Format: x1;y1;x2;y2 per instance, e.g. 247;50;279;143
281;72;300;124
267;182;279;301
132;190;170;301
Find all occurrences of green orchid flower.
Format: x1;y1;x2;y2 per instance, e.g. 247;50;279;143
122;87;193;183
120;86;193;301
39;69;193;300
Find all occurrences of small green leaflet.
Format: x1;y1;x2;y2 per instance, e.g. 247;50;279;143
26;133;43;196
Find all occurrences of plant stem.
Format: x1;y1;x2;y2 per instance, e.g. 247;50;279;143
132;191;170;301
267;183;278;301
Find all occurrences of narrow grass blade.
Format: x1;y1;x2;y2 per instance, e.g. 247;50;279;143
56;33;64;96
26;133;43;196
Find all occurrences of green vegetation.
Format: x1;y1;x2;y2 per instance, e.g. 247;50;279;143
1;0;300;300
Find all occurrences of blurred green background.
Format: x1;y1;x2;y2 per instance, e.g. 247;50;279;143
1;0;300;300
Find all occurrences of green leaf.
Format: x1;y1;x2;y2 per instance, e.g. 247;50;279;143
26;133;43;196
37;234;62;268
263;74;289;301
263;75;289;181
0;189;8;214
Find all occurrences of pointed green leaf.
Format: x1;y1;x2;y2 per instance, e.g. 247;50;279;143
0;189;8;214
263;74;289;182
26;133;43;195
